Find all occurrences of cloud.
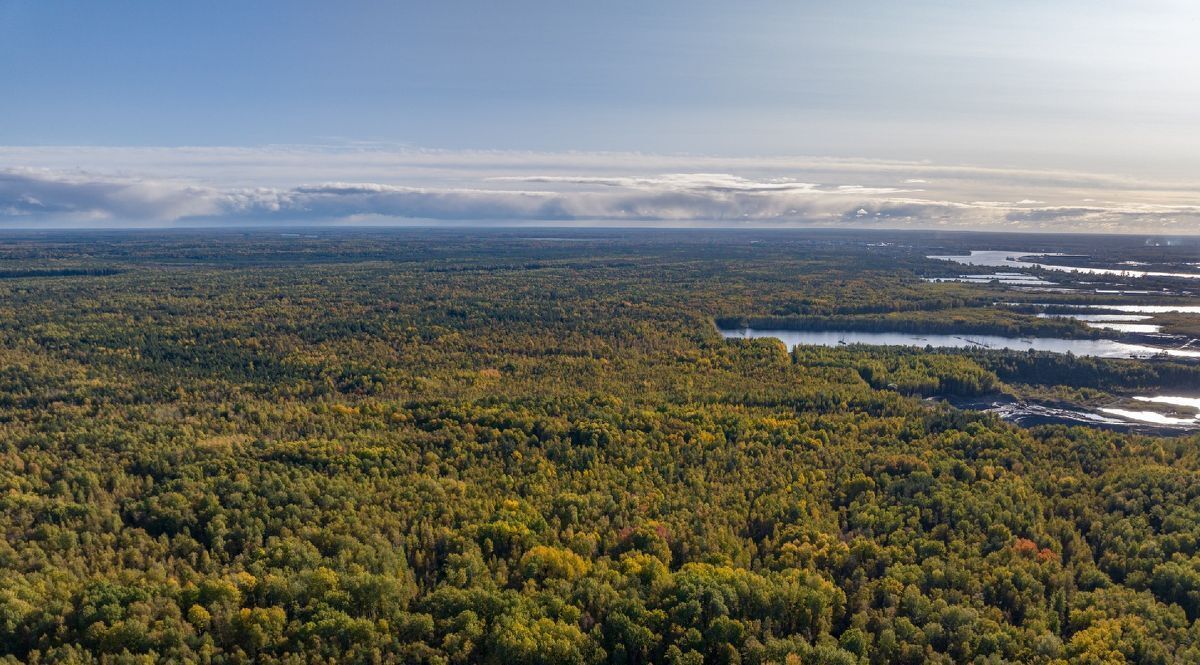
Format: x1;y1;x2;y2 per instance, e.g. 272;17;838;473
0;168;224;220
0;168;976;226
0;146;1198;231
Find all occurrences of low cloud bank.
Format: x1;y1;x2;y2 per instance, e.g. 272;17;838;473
1;147;1198;232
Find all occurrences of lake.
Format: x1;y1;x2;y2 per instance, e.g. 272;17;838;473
1134;395;1200;410
929;250;1200;280
721;328;1200;359
1036;313;1161;334
1099;396;1200;427
951;393;1200;431
924;272;1055;285
1021;303;1200;314
1099;408;1198;426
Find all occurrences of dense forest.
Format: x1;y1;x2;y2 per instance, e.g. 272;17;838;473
2;229;1200;664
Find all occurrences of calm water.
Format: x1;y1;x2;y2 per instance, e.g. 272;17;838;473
1099;395;1200;428
929;250;1200;280
1099;408;1197;426
1082;323;1163;333
924;272;1055;285
721;328;1200;359
959;394;1200;430
1038;304;1200;314
1037;313;1161;334
1135;395;1200;410
1053;314;1154;321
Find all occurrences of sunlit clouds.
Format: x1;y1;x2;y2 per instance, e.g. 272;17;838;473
1;146;1198;232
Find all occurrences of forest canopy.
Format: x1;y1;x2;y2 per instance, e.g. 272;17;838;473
1;228;1199;664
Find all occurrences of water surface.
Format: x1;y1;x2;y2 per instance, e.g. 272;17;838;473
1099;395;1200;427
722;328;1200;359
930;250;1200;280
1038;304;1200;314
1099;408;1198;426
1036;313;1161;333
924;272;1055;285
1134;395;1200;410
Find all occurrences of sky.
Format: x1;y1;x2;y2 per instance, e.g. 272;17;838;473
1;1;1199;231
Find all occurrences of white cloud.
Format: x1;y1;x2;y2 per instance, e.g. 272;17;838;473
0;145;1198;232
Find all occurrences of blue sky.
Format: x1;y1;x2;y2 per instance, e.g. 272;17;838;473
1;1;1199;230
